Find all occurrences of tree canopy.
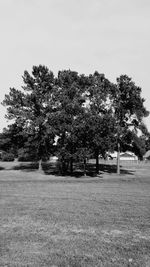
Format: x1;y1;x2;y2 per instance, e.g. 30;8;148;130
1;65;149;174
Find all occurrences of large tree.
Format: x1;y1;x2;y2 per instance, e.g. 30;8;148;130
2;65;56;171
2;67;149;176
84;72;116;174
112;75;149;174
53;70;85;174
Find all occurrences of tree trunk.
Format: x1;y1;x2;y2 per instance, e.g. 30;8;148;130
117;142;120;175
83;158;86;176
38;159;43;173
70;158;73;175
96;152;99;174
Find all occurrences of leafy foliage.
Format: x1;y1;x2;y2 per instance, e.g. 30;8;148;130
111;75;149;173
1;67;149;174
2;66;56;168
1;152;15;162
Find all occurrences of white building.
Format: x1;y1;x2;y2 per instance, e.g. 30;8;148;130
108;151;138;161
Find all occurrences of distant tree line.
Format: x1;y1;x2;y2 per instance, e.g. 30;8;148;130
0;65;149;174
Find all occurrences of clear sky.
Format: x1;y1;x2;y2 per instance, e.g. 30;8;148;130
0;0;150;131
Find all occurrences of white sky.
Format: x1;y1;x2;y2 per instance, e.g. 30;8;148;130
0;0;150;131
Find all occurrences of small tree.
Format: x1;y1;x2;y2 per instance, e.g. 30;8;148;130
0;123;28;157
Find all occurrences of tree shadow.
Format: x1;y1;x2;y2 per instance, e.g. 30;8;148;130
42;162;98;177
98;163;135;175
0;166;5;170
9;161;135;177
12;162;39;171
43;162;135;177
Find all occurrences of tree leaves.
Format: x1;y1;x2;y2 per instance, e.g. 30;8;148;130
1;66;149;174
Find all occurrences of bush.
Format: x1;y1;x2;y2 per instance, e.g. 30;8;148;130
18;154;36;162
18;148;38;162
1;152;15;162
18;152;37;162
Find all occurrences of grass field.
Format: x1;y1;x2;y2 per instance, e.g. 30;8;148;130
0;161;150;267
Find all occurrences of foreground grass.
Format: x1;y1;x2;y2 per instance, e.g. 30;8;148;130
0;166;150;266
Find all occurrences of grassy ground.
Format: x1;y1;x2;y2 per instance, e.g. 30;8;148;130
0;162;150;266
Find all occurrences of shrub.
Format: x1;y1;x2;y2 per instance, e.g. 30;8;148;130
18;148;38;162
1;152;15;162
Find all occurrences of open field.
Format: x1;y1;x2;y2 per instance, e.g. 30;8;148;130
0;162;150;266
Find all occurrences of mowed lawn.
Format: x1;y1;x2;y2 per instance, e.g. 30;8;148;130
0;163;150;266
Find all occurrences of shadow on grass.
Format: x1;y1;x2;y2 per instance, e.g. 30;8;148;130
98;164;135;175
43;162;135;177
0;166;5;170
13;162;39;172
9;161;135;177
42;162;98;178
